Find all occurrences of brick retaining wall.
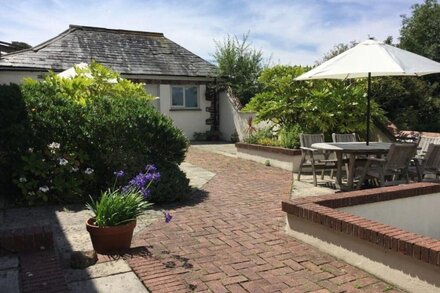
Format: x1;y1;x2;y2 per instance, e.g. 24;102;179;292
282;183;440;267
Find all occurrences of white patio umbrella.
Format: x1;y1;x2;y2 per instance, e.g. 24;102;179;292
295;39;440;144
57;63;117;83
57;63;90;78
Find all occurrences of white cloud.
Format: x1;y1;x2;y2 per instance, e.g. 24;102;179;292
0;0;424;65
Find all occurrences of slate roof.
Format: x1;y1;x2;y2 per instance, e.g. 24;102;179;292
0;25;216;78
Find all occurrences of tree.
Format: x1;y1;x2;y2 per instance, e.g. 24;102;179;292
11;41;32;50
244;65;384;136
213;33;264;105
315;41;357;64
400;0;440;62
371;76;440;131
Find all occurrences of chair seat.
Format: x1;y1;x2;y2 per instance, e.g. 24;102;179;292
356;143;417;189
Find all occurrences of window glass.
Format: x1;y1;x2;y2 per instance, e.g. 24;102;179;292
171;87;183;106
185;87;198;107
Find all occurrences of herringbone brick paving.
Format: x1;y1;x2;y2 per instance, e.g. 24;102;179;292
128;148;402;292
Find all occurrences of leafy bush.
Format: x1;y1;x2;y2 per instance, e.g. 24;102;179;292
0;84;29;196
149;161;191;203
279;124;302;149
244;127;280;147
244;65;385;138
193;130;222;141
2;62;190;205
14;142;95;205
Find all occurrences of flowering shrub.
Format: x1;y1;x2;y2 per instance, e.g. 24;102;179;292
1;63;190;205
14;142;95;205
86;165;172;227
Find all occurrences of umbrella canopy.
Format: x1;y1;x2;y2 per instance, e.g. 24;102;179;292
295;39;440;144
57;63;90;78
57;63;117;83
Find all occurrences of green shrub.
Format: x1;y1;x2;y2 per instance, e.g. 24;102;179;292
244;127;280;146
279;124;302;149
2;62;190;205
149;161;191;203
14;143;95;205
0;84;31;197
244;65;385;138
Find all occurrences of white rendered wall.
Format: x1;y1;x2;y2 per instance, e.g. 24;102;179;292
219;91;269;142
0;71;210;139
339;193;440;239
159;84;211;139
0;71;43;84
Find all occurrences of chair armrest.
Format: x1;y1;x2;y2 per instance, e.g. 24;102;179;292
300;147;318;152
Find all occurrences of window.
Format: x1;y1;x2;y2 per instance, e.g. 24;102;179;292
171;86;198;108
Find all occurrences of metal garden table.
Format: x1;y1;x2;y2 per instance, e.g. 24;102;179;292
311;142;392;190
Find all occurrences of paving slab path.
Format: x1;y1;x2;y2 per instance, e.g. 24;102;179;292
129;147;401;293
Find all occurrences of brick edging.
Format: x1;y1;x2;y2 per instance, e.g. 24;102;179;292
20;250;69;293
0;225;53;255
235;142;302;156
282;182;440;267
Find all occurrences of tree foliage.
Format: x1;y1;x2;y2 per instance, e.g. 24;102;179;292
316;41;357;65
244;65;384;137
10;41;32;50
371;76;440;131
213;33;264;105
400;0;440;62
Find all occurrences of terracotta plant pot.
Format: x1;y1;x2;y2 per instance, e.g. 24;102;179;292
86;218;136;254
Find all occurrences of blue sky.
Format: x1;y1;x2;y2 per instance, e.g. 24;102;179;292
0;0;424;65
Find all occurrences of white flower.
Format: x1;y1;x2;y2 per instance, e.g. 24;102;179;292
48;142;60;149
71;166;79;172
59;158;68;166
85;168;94;175
28;148;34;153
19;177;27;183
38;186;49;193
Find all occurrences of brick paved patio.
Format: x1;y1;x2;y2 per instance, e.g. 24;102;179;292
128;148;401;292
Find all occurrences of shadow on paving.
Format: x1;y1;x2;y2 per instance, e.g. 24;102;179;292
151;188;210;212
1;202;165;293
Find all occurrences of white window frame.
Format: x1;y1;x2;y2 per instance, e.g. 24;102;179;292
170;85;199;109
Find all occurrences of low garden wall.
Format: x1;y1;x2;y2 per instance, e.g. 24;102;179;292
235;143;302;172
282;183;440;293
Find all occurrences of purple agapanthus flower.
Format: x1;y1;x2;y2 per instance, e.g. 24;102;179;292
145;164;157;172
120;164;160;199
114;170;125;177
164;211;173;223
140;187;151;199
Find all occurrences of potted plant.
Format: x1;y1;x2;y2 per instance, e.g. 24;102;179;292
86;165;166;254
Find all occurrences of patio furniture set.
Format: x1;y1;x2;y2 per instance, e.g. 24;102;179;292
297;133;440;190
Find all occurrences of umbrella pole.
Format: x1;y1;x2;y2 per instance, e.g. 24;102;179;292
366;73;371;145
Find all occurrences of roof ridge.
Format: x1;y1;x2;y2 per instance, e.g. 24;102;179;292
69;24;164;37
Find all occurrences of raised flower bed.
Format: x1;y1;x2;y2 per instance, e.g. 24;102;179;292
235;142;303;171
